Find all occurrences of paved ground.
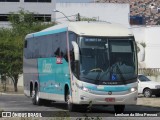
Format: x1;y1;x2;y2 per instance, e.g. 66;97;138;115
0;94;160;119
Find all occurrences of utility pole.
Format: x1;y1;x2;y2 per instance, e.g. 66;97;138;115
53;9;71;22
76;13;81;21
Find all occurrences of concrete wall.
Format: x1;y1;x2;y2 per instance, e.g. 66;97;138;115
56;0;94;3
130;26;145;43
132;26;160;68
56;3;130;27
145;27;160;68
17;74;23;87
147;75;160;82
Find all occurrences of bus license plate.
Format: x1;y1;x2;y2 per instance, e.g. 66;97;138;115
105;98;115;102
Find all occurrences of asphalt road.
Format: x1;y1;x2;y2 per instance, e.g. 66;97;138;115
0;94;160;118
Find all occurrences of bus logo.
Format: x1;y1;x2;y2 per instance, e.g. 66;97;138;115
42;60;52;73
112;74;117;81
108;91;112;95
56;57;62;64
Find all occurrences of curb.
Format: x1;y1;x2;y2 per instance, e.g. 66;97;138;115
0;92;24;95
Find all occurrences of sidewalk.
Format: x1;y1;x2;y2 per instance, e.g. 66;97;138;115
0;92;24;95
0;85;24;95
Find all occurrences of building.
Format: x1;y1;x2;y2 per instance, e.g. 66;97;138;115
57;0;94;3
0;0;56;28
56;3;130;27
132;26;160;69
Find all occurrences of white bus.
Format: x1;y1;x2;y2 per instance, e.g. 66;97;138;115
23;21;138;113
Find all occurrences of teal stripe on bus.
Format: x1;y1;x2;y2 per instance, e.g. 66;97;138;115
84;85;131;92
34;27;67;37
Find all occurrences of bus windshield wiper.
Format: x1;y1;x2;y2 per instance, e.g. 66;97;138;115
95;71;102;84
96;68;110;84
115;64;126;85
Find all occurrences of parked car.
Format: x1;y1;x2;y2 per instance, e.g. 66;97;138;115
138;74;160;97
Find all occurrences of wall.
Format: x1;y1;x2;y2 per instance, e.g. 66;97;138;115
56;3;130;27
145;27;160;68
132;26;160;68
0;0;56;27
56;0;94;3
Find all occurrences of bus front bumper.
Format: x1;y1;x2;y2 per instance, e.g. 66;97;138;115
76;89;138;105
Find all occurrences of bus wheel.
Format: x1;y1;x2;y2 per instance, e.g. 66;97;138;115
32;87;42;105
114;105;125;113
32;90;36;105
66;91;76;112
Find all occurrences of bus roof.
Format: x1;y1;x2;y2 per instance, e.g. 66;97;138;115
25;21;133;39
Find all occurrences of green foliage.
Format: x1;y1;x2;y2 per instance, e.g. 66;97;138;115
8;9;55;37
80;17;97;21
0;9;55;92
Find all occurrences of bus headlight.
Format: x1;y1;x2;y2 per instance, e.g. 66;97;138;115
130;87;137;92
76;83;91;92
82;86;90;92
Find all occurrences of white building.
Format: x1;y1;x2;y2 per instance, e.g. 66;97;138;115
132;26;160;69
0;0;56;28
56;3;130;27
57;0;94;3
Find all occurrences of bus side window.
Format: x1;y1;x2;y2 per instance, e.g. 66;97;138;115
53;34;61;57
70;49;75;72
54;47;61;57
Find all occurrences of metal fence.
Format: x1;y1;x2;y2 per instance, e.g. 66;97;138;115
138;68;160;76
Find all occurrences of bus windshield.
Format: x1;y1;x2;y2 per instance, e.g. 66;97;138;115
78;37;137;85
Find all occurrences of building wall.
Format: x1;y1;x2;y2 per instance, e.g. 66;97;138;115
0;0;56;27
132;26;160;68
56;0;94;3
56;3;130;27
130;26;146;43
145;27;160;68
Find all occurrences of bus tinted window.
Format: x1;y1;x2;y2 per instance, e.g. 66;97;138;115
24;32;67;59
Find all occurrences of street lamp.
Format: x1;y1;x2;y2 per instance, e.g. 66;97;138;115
53;9;71;22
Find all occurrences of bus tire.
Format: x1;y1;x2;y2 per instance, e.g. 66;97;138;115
66;90;76;112
32;87;42;105
32;92;36;105
114;105;125;113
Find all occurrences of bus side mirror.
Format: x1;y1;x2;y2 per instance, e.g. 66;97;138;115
72;41;79;61
137;43;145;62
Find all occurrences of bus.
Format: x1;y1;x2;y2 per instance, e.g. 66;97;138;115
23;21;138;113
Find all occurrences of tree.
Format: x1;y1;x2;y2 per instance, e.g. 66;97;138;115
0;9;55;92
0;29;13;91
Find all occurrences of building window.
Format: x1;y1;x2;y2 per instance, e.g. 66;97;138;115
0;14;51;22
130;16;145;25
0;0;20;2
24;0;51;2
0;14;8;21
34;14;51;22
